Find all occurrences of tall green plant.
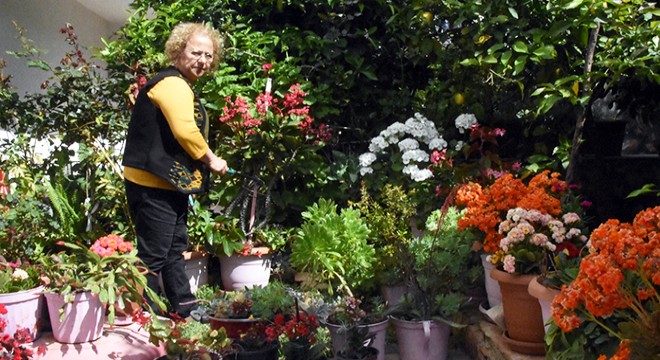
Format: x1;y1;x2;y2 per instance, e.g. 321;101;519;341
290;198;374;296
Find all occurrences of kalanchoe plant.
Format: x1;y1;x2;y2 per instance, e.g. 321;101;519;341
548;206;660;360
39;237;166;324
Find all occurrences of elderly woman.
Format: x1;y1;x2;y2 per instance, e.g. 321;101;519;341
123;22;228;317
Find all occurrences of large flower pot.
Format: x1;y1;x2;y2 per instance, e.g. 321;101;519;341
0;285;45;341
44;291;106;344
327;318;389;360
158;251;209;295
392;317;450;360
231;341;279;360
220;248;271;291
380;283;407;307
336;346;379;360
527;276;561;334
480;254;502;308
208;316;266;340
490;268;545;355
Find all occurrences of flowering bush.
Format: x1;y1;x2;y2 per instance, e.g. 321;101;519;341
456;170;571;255
490;207;588;274
357;112;507;212
213;64;332;229
548;206;660;360
0;304;45;359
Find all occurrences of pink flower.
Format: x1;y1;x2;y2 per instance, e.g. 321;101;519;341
262;63;272;74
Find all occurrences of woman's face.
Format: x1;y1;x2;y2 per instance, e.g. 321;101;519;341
175;33;214;82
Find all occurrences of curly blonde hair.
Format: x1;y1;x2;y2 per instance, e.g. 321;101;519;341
165;22;223;71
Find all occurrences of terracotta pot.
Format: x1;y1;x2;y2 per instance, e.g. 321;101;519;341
220;247;271;291
45;291;106;344
327;318;389;360
0;285;45;341
208;316;266;340
490;268;545;355
527;276;561;334
392;317;450;360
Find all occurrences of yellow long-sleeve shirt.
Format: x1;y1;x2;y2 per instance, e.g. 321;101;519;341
124;76;210;190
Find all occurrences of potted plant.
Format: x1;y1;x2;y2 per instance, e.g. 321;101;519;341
548;205;660;360
388;204;481;360
289;198;375;296
192;281;294;341
159;318;234;360
350;184;416;305
334;325;379;360
325;295;388;360
39;237;166;343
206;212;290;290
264;310;324;360
0;257;45;341
456;170;589;355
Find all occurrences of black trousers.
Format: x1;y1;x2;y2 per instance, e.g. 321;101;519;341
124;180;196;317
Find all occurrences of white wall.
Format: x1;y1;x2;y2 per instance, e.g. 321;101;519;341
0;0;128;96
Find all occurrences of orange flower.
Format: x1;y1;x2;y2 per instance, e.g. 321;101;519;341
552;206;660;357
457;170;569;254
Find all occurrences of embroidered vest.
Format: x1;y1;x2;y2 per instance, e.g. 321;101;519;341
122;67;210;194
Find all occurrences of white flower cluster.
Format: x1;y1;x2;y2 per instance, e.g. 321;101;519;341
11;268;29;281
455;113;477;134
359;113;446;182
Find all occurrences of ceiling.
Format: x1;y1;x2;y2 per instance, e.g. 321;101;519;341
75;0;133;25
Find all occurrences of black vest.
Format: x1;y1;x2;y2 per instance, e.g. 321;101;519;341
123;67;210;194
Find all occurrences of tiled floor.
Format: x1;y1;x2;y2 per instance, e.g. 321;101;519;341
27;321;164;360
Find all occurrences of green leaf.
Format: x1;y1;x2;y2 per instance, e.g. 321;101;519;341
508;7;519;19
512;41;528;53
562;0;586;10
513;55;528;75
626;184;658;198
26;60;50;71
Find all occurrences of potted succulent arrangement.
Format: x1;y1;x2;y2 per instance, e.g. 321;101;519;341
158;319;234;360
191;280;295;359
388;203;481;360
39;237;166;343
